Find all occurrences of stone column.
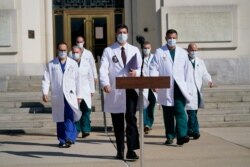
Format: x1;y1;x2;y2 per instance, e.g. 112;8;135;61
45;0;54;62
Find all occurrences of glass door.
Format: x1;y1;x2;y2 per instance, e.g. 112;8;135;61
64;10;115;61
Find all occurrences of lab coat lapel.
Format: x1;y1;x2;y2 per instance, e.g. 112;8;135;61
126;44;133;65
64;57;70;73
194;58;199;79
54;57;63;74
148;53;154;64
173;47;180;66
164;45;173;64
113;44;124;68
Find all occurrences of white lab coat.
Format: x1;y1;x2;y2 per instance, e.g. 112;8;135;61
142;53;157;107
77;56;93;109
150;45;193;106
186;57;212;110
99;42;142;113
42;57;82;122
82;48;97;93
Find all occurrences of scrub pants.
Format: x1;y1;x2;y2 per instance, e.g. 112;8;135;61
143;89;156;128
57;98;77;145
162;82;188;140
187;90;201;136
76;100;91;133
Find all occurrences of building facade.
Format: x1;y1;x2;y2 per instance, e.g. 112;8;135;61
0;0;250;85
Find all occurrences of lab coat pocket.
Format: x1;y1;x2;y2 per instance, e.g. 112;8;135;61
69;91;78;107
51;95;60;110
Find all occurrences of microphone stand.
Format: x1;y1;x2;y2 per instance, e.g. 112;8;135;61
137;36;145;167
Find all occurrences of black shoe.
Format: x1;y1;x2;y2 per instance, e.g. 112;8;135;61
58;143;64;148
193;133;200;140
177;136;190;145
164;138;174;145
65;140;73;147
82;132;90;138
126;151;139;160
115;152;124;160
144;126;150;134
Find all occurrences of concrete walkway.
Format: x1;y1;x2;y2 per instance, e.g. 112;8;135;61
0;127;250;167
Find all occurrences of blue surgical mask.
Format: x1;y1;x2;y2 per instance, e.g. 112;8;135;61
189;51;198;59
77;42;84;49
143;48;151;56
58;51;67;58
72;53;81;60
117;33;128;44
167;39;176;47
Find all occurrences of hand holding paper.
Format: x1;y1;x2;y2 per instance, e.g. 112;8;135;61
126;54;138;72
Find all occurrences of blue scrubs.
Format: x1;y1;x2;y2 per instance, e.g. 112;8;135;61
57;61;77;145
187;60;201;136
143;89;156;128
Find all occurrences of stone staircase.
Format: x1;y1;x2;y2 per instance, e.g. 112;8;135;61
151;85;250;128
0;76;250;134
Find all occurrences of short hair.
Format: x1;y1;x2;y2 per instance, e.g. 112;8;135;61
76;36;85;42
166;29;178;36
57;42;67;49
143;41;151;45
72;45;82;51
115;24;128;33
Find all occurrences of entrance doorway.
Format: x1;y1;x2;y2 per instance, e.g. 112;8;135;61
53;0;124;61
54;8;124;62
64;9;115;61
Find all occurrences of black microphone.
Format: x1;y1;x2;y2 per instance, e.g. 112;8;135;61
136;35;146;77
136;35;145;48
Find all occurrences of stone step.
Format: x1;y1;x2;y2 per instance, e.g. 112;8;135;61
198;108;250;114
0;113;52;121
203;95;250;102
0;120;55;129
5;75;101;92
198;114;250;122
211;102;250;109
0;115;113;134
0;128;57;135
198;121;250;128
0;101;51;108
203;90;250;96
0;107;51;114
0;111;112;123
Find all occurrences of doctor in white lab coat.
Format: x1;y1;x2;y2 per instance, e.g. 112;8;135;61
99;24;142;160
186;43;212;140
142;41;157;134
42;42;81;147
150;29;193;145
76;36;97;91
71;46;94;138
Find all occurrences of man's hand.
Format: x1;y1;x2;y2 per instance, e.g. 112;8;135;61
43;95;49;103
77;98;82;106
128;69;136;77
152;88;158;92
208;81;213;88
103;85;111;93
94;78;98;84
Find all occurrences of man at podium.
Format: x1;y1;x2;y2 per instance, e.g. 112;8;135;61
150;29;193;145
99;24;142;160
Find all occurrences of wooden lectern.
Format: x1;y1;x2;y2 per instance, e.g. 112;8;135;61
116;76;170;89
116;76;170;167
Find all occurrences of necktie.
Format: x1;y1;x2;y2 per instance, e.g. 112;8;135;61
190;59;195;69
121;47;126;66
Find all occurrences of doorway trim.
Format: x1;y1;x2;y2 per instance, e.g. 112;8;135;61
63;9;115;49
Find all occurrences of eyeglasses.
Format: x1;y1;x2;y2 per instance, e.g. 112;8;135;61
59;50;67;52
